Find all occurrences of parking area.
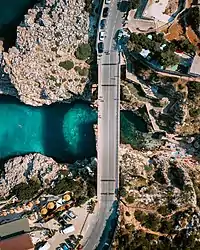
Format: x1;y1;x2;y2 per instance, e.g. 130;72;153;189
41;201;97;249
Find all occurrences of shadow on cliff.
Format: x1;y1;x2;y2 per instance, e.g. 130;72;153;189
80;0;102;101
0;0;43;51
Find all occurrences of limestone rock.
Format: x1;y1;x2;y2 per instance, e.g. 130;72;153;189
2;0;90;106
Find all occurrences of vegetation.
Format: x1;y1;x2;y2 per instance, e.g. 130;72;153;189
11;179;41;201
189;108;200;117
128;0;140;10
59;60;74;70
187;81;200;100
75;43;92;60
74;66;89;76
174;39;196;56
84;0;93;13
185;7;200;33
125;195;135;204
49;176;96;206
128;32;180;68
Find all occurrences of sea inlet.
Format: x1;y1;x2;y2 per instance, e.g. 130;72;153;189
0;96;97;163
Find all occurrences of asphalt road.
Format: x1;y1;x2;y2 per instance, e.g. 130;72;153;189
82;0;124;249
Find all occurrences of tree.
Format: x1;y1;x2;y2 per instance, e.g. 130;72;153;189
125;195;135;204
11;179;41;201
186;7;200;32
158;51;179;67
129;0;140;10
59;60;74;70
75;43;91;60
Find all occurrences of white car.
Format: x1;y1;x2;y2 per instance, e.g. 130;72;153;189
105;0;111;4
99;31;105;41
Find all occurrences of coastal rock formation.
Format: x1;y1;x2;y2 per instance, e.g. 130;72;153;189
116;144;200;249
2;0;90;106
0;153;68;198
0;153;97;198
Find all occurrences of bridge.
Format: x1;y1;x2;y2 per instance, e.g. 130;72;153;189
82;0;124;249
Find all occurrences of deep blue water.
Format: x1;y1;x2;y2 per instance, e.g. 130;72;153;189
0;96;97;163
0;0;39;50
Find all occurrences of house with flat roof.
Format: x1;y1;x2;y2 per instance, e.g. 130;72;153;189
0;218;34;250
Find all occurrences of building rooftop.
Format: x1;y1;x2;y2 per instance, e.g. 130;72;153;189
0;218;30;239
189;54;200;76
0;233;34;250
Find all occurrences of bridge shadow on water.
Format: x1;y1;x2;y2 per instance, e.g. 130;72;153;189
42;100;97;163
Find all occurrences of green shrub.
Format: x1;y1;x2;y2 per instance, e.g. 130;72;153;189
59;60;74;70
74;66;89;76
11;179;41;201
125;195;135;204
75;43;91;60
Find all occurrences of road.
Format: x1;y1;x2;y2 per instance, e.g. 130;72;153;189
83;0;124;249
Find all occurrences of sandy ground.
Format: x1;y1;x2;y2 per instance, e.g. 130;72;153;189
43;202;97;249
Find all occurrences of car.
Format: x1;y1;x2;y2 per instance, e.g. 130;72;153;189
58;218;66;227
60;243;70;250
98;42;104;53
100;19;106;29
56;247;63;250
99;31;105;41
103;7;109;18
63;214;71;223
105;0;111;3
67;210;77;219
65;239;75;248
69;234;78;244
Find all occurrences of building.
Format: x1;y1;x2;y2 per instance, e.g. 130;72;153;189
189;54;200;76
0;218;34;250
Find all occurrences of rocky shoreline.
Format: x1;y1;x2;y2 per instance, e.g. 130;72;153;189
0;0;92;106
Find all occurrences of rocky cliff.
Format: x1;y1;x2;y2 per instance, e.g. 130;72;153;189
2;0;91;106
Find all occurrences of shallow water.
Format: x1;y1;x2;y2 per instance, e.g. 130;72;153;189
0;96;97;162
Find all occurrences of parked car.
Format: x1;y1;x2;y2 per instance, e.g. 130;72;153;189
99;31;105;41
105;0;111;3
98;42;104;53
63;214;71;223
58;218;66;227
69;234;77;244
60;243;70;250
100;19;106;29
61;224;75;234
65;239;75;248
67;210;77;219
103;7;109;18
56;247;63;250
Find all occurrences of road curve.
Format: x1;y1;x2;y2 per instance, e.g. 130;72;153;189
82;0;124;249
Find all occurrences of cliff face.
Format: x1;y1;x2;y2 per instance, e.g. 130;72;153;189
2;0;91;106
0;153;68;197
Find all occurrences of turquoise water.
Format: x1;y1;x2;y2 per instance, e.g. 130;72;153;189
0;96;97;162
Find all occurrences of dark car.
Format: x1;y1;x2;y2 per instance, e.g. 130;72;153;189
98;42;104;53
100;19;106;29
103;7;109;18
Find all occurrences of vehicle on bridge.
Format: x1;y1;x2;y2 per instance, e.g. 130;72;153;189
98;42;104;54
99;31;105;41
100;19;106;29
103;7;109;18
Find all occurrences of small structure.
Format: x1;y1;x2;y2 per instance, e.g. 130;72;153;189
0;218;33;250
40;208;48;216
189;54;200;76
47;201;55;210
63;193;71;202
